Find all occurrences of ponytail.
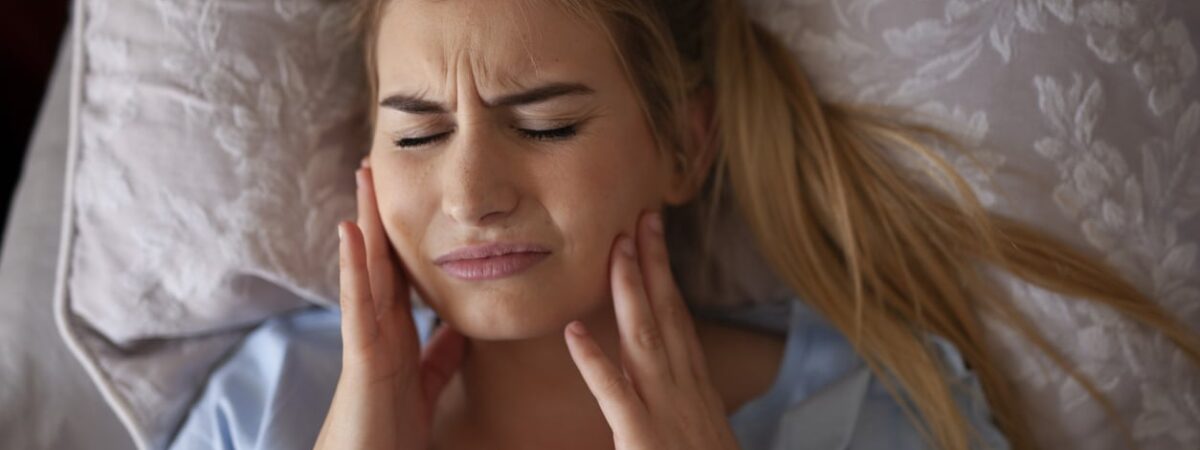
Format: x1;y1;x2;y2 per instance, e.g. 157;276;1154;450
701;0;1200;448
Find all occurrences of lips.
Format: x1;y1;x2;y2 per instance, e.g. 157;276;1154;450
434;243;551;281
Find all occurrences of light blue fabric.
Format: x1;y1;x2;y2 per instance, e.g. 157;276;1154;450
169;300;1008;450
703;301;1010;450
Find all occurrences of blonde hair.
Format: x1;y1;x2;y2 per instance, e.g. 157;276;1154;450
351;0;1200;448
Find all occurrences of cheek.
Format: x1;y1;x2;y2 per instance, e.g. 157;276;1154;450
371;163;432;271
541;121;665;264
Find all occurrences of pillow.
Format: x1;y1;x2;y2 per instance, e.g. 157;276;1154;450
744;0;1200;447
54;0;364;448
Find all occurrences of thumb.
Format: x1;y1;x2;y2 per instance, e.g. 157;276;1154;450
418;324;467;413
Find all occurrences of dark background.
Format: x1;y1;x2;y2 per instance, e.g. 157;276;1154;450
2;3;71;245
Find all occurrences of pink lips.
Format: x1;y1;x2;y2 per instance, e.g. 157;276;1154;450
433;243;551;281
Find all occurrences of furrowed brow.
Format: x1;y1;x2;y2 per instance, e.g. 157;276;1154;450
487;82;594;107
378;94;447;114
378;82;594;113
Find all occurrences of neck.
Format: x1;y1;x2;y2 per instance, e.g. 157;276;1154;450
438;304;623;447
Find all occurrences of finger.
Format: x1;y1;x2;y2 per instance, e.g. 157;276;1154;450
564;320;650;439
687;329;722;412
636;211;701;386
357;167;402;316
360;164;417;326
419;324;467;411
338;222;379;359
359;166;423;381
610;233;675;393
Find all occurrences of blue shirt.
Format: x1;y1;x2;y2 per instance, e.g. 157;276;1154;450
169;300;1009;449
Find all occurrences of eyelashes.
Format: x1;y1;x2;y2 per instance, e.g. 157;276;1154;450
518;125;578;141
392;124;579;149
394;131;453;148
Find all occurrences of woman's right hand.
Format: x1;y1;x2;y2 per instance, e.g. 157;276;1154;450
314;161;467;450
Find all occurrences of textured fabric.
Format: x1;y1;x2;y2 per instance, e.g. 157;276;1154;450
55;0;366;448
168;301;1009;450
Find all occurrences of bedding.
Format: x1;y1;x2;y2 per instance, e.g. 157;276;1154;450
49;0;1199;449
55;0;365;448
0;29;133;449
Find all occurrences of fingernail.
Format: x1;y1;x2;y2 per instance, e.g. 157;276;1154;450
354;169;363;188
567;320;587;336
619;235;636;257
337;223;344;240
361;156;370;168
646;211;663;235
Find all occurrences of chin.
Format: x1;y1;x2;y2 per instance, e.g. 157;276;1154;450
425;281;607;341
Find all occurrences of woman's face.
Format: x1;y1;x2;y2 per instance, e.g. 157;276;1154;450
370;0;676;340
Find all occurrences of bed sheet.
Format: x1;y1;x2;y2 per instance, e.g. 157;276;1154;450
0;28;134;449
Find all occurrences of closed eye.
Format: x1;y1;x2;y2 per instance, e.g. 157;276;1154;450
394;131;452;148
517;125;577;141
392;124;580;149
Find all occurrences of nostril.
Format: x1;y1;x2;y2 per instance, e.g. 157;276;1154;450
478;207;513;225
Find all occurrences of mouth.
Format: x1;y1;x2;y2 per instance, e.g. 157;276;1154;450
434;243;552;281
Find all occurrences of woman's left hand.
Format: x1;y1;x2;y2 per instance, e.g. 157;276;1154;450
563;211;741;450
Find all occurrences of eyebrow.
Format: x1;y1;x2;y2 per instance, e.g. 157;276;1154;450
378;82;595;114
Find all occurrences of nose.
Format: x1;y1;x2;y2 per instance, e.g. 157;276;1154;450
439;131;520;226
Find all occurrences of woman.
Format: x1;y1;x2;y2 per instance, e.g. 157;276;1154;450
170;0;1199;449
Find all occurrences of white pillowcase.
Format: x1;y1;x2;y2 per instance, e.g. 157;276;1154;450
55;0;364;448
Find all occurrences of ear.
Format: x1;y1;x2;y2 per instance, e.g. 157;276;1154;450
663;87;717;206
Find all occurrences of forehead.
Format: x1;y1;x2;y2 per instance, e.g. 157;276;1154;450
375;0;617;96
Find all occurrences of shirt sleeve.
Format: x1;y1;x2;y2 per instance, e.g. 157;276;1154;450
731;299;1010;450
166;307;342;450
168;306;439;450
843;335;1011;450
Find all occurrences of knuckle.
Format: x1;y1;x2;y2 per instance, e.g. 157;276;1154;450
633;325;664;351
342;340;378;369
343;344;373;367
660;298;684;324
600;373;630;397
